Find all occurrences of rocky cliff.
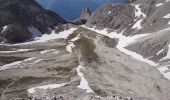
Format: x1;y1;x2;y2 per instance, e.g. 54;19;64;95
0;0;66;43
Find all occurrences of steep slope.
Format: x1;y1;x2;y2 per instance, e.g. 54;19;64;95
86;0;170;65
0;0;66;43
0;27;170;100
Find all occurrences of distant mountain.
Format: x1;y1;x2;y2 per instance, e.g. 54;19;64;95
36;0;125;20
0;0;66;43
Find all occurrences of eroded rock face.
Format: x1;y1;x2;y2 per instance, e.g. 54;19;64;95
0;0;66;43
86;4;135;32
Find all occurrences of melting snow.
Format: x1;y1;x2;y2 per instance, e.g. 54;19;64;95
166;0;170;2
161;44;170;60
1;26;8;33
76;64;94;93
132;19;143;29
132;4;146;18
34;59;43;63
34;28;77;43
66;34;80;53
0;57;35;71
131;4;146;30
156;3;163;7
158;65;170;80
28;26;42;40
28;83;67;94
108;11;111;14
40;49;56;54
163;13;170;24
156;49;164;55
0;49;33;53
163;13;170;18
0;61;22;71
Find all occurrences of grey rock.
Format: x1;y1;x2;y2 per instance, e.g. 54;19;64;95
0;0;66;43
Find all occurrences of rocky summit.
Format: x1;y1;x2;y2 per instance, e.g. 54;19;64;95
0;0;170;100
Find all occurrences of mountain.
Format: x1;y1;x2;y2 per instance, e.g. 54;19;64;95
0;0;170;100
0;0;66;43
36;0;125;20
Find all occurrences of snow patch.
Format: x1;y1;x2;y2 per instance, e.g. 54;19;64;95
132;4;146;18
66;34;80;53
40;49;56;54
12;28;77;45
131;4;146;30
163;13;170;24
156;3;163;7
132;19;143;29
28;83;67;94
53;51;59;55
28;26;42;40
0;57;35;71
161;44;170;60
158;65;170;80
34;59;43;63
156;49;164;55
0;49;33;53
1;26;8;33
34;28;77;43
108;11;111;14
76;64;94;93
166;0;170;2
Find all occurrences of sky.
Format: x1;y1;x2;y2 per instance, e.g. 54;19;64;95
36;0;124;20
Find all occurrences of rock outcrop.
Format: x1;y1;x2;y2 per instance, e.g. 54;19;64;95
0;0;66;43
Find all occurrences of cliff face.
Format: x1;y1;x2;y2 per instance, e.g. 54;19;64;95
0;0;66;43
86;0;170;67
86;0;170;35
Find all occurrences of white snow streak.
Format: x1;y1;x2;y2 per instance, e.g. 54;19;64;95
131;4;146;30
161;44;170;60
166;0;170;2
66;34;80;53
77;64;94;93
156;3;163;7
158;65;170;80
0;57;35;71
28;83;67;94
156;49;164;55
40;49;56;54
163;13;170;25
28;26;42;40
35;28;77;43
1;26;8;33
108;11;111;14
0;49;33;53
